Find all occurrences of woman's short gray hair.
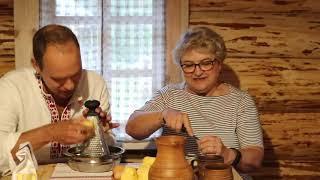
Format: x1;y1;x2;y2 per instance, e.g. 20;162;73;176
173;26;226;64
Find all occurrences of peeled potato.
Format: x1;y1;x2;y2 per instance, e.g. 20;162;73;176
120;167;138;180
137;164;150;180
142;156;156;166
82;120;94;128
113;165;126;180
113;157;155;180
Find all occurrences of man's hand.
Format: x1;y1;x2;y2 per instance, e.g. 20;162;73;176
82;107;120;132
49;120;94;144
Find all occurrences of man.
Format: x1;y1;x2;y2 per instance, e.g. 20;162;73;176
0;24;118;171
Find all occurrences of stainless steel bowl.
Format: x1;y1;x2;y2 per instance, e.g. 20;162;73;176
64;145;125;173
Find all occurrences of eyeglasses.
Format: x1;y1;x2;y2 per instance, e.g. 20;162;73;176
180;59;218;73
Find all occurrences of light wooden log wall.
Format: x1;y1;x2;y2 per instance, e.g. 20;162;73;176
190;0;320;179
0;0;14;77
0;0;319;179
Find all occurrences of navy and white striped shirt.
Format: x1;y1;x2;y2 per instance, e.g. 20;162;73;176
140;83;264;155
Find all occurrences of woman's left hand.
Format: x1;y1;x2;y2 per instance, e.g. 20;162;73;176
82;107;120;131
198;135;227;155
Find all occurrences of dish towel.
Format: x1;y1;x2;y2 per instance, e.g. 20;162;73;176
9;142;38;180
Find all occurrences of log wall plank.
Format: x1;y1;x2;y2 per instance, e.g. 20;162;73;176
260;113;320;161
254;113;320;179
190;0;320;13
222;58;320;113
190;11;320;58
0;0;14;77
250;160;320;179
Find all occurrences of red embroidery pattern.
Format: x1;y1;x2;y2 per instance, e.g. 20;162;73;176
36;75;71;159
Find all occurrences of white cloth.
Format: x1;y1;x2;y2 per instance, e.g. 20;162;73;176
10;142;38;180
0;67;113;172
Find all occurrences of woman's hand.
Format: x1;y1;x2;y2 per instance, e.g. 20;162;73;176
198;135;227;155
162;108;194;137
82;107;120;131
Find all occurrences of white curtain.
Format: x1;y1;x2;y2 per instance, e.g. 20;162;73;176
40;0;165;141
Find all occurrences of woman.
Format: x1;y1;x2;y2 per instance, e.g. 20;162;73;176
126;26;264;178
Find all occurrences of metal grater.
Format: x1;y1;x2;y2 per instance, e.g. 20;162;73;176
81;100;110;157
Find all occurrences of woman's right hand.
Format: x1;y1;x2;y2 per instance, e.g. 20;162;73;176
161;108;194;137
49;119;94;145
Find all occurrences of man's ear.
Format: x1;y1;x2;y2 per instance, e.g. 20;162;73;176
217;62;223;74
31;58;41;73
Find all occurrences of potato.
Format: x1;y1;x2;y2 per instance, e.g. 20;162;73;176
113;165;126;180
82;120;94;128
142;156;156;166
137;164;150;180
120;167;138;180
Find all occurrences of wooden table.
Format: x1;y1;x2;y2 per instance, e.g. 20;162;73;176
1;163;243;180
1;164;55;180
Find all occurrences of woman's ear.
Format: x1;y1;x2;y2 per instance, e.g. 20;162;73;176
31;58;41;74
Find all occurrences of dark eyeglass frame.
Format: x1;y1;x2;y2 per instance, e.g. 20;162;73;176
180;58;218;73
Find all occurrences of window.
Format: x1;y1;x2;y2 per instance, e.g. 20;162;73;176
40;0;165;141
10;0;188;145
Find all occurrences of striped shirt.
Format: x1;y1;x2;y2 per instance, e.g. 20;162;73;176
140;83;264;155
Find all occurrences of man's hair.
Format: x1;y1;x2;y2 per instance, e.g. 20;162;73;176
173;26;226;65
32;24;80;69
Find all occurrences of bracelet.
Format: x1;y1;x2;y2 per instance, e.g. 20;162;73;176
230;148;242;167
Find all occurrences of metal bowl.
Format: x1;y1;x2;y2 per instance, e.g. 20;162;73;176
64;145;125;173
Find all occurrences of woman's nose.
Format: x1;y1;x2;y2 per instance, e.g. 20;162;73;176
194;65;204;75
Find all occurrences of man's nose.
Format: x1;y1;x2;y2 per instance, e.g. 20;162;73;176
63;78;75;91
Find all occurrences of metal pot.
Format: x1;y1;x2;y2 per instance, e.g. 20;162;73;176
64;145;125;173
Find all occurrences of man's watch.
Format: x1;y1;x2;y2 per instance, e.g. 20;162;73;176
230;148;242;167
